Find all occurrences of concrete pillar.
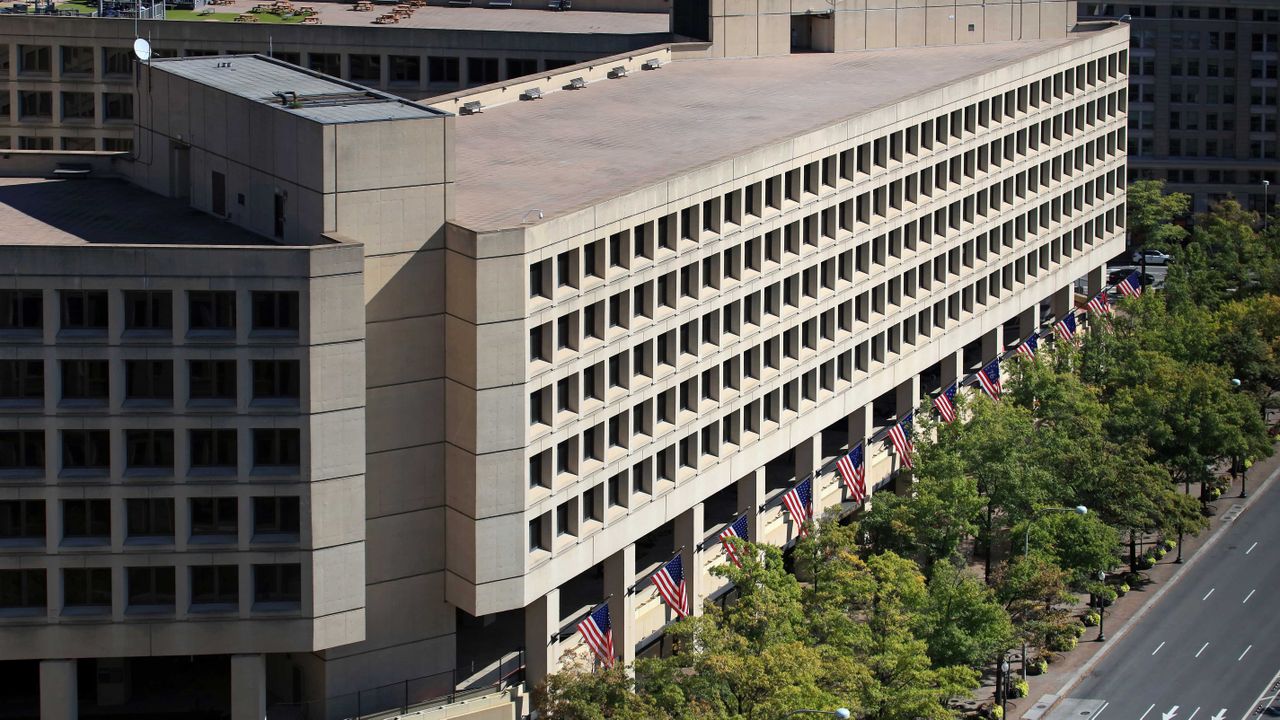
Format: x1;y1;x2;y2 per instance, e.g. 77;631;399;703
1016;304;1039;342
1050;285;1072;322
674;504;704;618
847;403;873;504
524;588;560;688
980;325;1003;362
737;469;765;546
894;375;920;494
940;349;964;388
230;654;266;720
604;544;636;668
794;434;825;516
39;659;77;720
1086;265;1105;297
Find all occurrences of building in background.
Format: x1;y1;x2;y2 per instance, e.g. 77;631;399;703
0;2;1127;718
1082;1;1279;214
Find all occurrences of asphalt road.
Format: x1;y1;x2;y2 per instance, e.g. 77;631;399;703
1047;473;1280;720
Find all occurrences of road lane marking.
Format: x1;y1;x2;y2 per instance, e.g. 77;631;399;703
1092;701;1110;720
1238;665;1280;720
1153;641;1166;655
1209;710;1227;720
1239;645;1252;662
1203;588;1216;601
1196;642;1210;658
1163;705;1180;720
1187;707;1200;720
1243;589;1255;604
1140;704;1156;720
1246;542;1257;554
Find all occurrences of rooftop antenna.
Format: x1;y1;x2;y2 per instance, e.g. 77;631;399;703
133;37;152;63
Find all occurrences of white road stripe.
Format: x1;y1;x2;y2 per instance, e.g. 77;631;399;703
1246;542;1257;554
1196;642;1210;658
1153;641;1166;655
1239;645;1252;662
1203;588;1215;601
1243;589;1255;604
1140;704;1156;720
1093;701;1110;720
1187;707;1200;720
1238;665;1280;720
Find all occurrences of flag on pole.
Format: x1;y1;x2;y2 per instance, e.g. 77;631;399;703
1054;312;1077;343
576;603;614;668
718;514;749;567
977;358;1002;401
835;442;866;502
1016;333;1039;360
781;477;813;536
650;553;689;618
933;382;959;424
1086;291;1112;316
1117;270;1143;298
887;411;915;469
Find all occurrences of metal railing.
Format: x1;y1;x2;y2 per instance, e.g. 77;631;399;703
266;652;524;720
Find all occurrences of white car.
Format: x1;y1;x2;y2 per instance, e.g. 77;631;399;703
1131;249;1172;266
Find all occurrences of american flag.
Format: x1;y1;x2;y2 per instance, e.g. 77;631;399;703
933;382;958;424
887;411;915;469
650;554;689;618
576;603;614;668
835;442;866;502
977;358;1001;401
1016;333;1039;360
781;477;813;536
1054;312;1077;343
1117;270;1143;298
1086;291;1112;316
718;514;749;567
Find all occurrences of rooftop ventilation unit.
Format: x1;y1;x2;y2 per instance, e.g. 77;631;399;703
567;77;586;90
461;101;484;115
521;87;543;101
608;66;628;79
642;58;662;70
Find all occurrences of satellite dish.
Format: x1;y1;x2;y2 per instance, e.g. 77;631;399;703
133;38;152;62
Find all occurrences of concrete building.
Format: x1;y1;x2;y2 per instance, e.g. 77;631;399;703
0;3;1128;717
1081;0;1280;213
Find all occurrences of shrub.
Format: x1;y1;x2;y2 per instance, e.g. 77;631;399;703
1164;539;1177;551
1010;679;1030;699
1154;547;1167;559
1083;611;1100;626
1209;488;1222;500
1118;583;1130;595
1033;658;1049;674
991;705;1004;720
1137;555;1155;569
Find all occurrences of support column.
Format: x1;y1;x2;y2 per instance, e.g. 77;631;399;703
940;349;964;389
980;325;1003;362
230;654;266;720
1087;265;1105;297
847;403;873;504
1016;304;1040;342
674;504;704;618
40;659;77;720
524;588;560;688
894;375;920;494
1050;285;1073;322
604;544;636;668
737;469;765;547
794;434;824;516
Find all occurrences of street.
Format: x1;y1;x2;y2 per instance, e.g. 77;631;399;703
1046;470;1280;720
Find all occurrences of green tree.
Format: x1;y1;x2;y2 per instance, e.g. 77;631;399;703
1126;179;1190;251
916;561;1015;668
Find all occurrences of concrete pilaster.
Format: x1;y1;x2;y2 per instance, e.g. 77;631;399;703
980;325;1003;363
894;375;920;494
674;504;704;618
230;654;266;720
604;544;636;667
524;588;560;688
1086;265;1104;297
1050;285;1073;322
794;434;825;515
39;659;77;720
940;350;964;388
1015;304;1040;342
737;469;765;546
847;403;873;504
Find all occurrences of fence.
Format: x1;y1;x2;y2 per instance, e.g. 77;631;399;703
266;652;524;720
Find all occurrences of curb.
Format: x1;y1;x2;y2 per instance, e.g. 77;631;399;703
1032;462;1280;718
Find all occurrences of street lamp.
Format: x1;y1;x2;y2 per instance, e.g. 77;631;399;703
1264;180;1270;233
784;710;852;719
1095;570;1106;642
1000;658;1010;718
1231;378;1248;499
1021;505;1088;679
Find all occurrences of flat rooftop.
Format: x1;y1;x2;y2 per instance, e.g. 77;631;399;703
209;0;669;34
0;178;277;247
448;33;1105;232
153;55;444;124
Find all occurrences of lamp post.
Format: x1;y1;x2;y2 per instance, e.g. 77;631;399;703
1264;180;1270;233
1000;658;1010;718
1231;378;1248;499
784;710;852;719
1096;570;1107;642
1021;505;1088;679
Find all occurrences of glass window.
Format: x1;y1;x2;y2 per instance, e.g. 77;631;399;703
0;500;45;541
61;430;110;471
127;566;175;608
0;360;43;402
125;430;174;471
307;53;340;77
389;55;420;84
124;360;173;401
190;429;237;470
60;290;108;331
252;360;300;401
124;291;171;331
0;431;44;471
19;91;52;119
0;569;46;610
190;565;238;607
252;428;300;468
63;568;111;608
61;360;109;401
62;499;110;538
0;290;42;332
253;563;301;605
126;498;174;538
189;360;236;401
19;45;50;74
250;292;299;333
60;46;93;75
190;498;237;538
348;54;380;83
252;496;300;538
188;291;236;332
102;47;133;76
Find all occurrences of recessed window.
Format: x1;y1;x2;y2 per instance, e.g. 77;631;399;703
59;290;108;333
0;290;43;333
104;92;133;121
102;47;133;76
253;563;301;607
62;499;110;540
126;498;174;541
60;46;94;74
190;498;238;540
124;360;173;403
61;360;109;403
60;92;94;121
127;566;175;610
125;430;174;473
188;360;237;403
190;565;238;609
251;292;299;334
19;45;50;74
0;569;46;611
63;568;111;611
252;360;300;402
348;53;381;83
190;429;237;472
61;430;109;473
0;360;44;404
252;496;300;541
123;291;172;333
0;431;44;473
188;291;236;334
252;428;301;470
0;500;45;544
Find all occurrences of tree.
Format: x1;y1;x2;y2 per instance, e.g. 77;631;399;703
1016;510;1120;588
916;561;1015;668
1126;179;1190;251
536;665;675;720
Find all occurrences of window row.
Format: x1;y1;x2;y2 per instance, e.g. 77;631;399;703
529;89;1127;299
0;135;133;153
0;564;301;614
0;359;301;407
5;90;133;122
0;289;298;338
0;496;300;545
0;428;301;476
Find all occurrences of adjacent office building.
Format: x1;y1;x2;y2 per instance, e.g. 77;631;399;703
1081;0;1279;213
0;2;1128;717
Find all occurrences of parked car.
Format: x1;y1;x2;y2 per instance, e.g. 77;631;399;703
1132;249;1172;265
1108;268;1155;286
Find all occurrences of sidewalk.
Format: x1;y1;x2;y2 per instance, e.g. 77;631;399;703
967;443;1280;719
